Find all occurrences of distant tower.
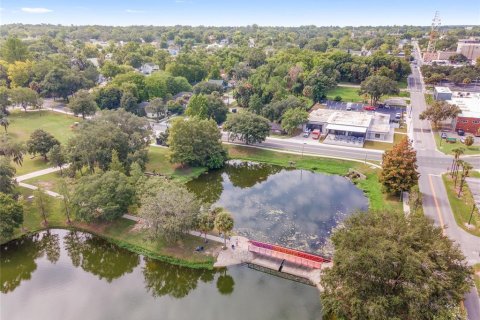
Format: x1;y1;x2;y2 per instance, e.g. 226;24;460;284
427;11;441;53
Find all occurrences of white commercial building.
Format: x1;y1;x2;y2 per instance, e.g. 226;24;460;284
307;109;393;147
457;38;480;61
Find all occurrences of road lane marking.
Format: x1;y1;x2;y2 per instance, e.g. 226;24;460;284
428;174;446;234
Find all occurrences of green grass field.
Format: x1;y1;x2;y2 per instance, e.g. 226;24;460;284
8;110;80;144
7;111;81;175
24;171;65;193
146;146;207;182
225;144;402;212
363;133;405;151
434;133;480;155
442;174;480;237
474;264;480;295
326;86;410;103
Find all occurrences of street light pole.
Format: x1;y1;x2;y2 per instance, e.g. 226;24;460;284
468;204;477;225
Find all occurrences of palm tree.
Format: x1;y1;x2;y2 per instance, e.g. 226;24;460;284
450;147;465;178
0;112;9;133
454;160;464;188
214;211;234;248
458;162;473;197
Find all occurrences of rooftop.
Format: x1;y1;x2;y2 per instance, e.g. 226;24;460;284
435;86;452;94
449;92;480;118
309;109;372;128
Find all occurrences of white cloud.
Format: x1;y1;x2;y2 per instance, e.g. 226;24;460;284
125;9;145;13
21;7;53;14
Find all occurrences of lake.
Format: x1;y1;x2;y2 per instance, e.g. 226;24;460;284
1;229;322;320
187;161;369;253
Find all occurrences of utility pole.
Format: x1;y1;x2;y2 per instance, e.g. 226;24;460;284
468;204;477;225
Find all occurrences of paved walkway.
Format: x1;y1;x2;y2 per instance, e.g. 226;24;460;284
16;165;68;182
19;182;62;198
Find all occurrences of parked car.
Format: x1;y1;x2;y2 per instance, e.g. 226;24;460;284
460;137;466;144
303;129;311;138
457;129;465;136
363;105;376;111
395;112;402;119
441;132;448;139
346;103;353;111
312;129;321;139
377;103;385;108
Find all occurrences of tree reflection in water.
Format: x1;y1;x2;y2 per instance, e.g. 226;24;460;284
1;231;60;293
143;258;236;298
216;269;235;295
63;230;139;282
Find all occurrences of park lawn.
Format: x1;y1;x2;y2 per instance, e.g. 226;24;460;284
5;187;217;268
7;111;81;175
363;133;405;151
146;146;207;182
24;171;64;193
225;144;402;212
326;86;364;102
471;171;480;179
7;110;80;144
442;174;480;237
434;133;480;155
326;86;409;103
425;94;434;106
14;157;51;176
474;264;480;295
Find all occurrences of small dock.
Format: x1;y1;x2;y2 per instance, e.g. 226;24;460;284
214;236;332;291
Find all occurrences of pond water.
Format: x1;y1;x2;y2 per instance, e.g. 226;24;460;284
1;229;322;320
187;161;368;253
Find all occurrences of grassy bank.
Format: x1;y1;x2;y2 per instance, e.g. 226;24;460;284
474;264;480;295
225;144;401;212
146;146;207;182
363;133;404;151
8;111;81;175
434;133;480;155
442;174;480;237
3;187;218;269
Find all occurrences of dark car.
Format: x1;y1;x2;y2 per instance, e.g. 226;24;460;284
441;132;448;139
457;129;465;136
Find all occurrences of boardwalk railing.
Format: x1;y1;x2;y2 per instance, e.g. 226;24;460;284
248;240;331;269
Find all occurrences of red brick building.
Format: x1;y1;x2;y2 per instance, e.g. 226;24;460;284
447;92;480;135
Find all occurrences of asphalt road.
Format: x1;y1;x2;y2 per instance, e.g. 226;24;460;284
410;43;480;319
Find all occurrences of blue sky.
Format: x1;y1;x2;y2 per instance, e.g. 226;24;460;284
1;0;479;26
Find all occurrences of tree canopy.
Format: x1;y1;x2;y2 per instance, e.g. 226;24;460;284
380;137;419;194
0;192;23;241
139;178;201;242
359;75;399;106
72;170;135;222
321;210;471;320
419;101;461;130
224;112;270;145
26;129;60;161
168;117;226;169
69;89;98;119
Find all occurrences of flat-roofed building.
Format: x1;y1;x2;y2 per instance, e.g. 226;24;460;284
457;38;480;61
307;109;393;147
434;86;453;101
448;92;480;134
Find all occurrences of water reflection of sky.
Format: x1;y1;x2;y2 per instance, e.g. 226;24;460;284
190;163;368;252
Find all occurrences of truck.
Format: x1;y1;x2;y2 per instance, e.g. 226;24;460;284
312;129;321;140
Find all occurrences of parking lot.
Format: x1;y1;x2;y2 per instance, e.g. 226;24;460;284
324;100;405;118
